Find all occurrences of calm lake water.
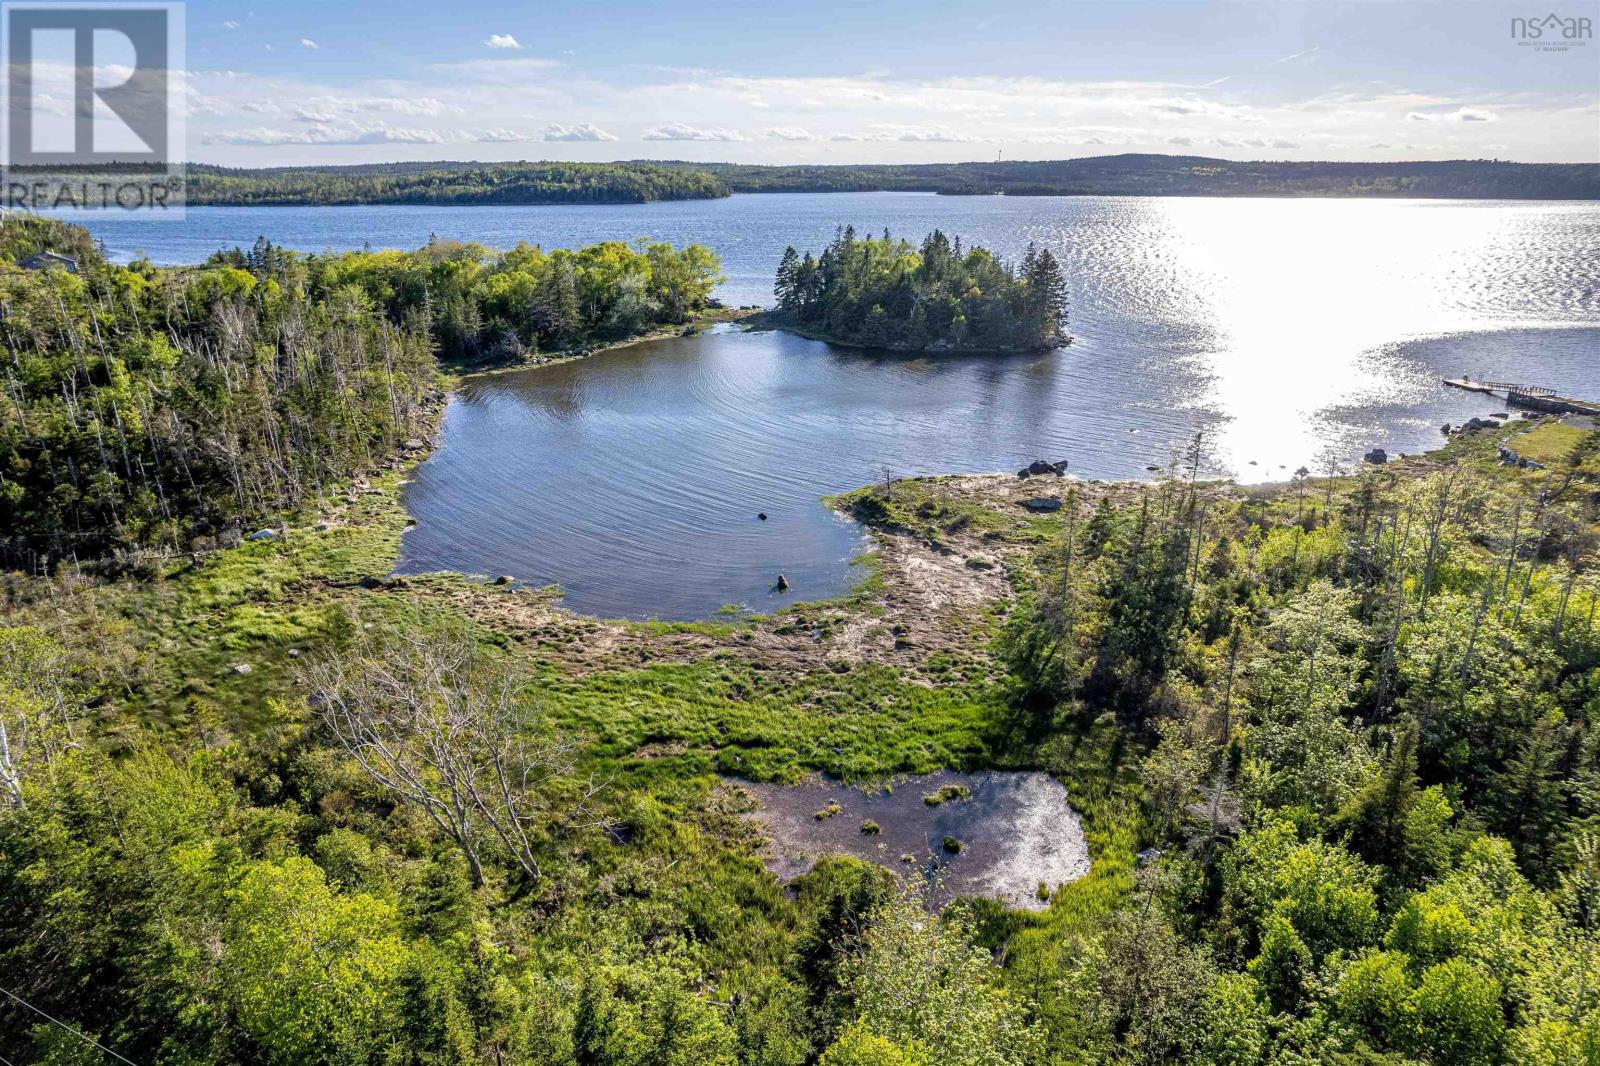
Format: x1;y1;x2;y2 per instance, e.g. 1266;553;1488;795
72;194;1600;619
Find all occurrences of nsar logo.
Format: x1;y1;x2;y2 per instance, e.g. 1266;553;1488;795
1510;11;1592;50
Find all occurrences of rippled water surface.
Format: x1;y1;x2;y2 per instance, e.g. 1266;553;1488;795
76;195;1600;618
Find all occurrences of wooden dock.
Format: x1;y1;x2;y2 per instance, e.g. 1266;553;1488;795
1441;378;1600;416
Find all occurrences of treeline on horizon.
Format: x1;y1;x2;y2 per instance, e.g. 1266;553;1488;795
0;215;721;569
658;154;1600;200
772;226;1069;351
20;153;1595;206
181;161;731;205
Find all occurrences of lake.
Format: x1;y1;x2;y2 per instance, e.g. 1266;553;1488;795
71;194;1600;619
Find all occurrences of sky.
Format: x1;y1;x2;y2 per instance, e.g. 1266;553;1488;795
160;0;1600;165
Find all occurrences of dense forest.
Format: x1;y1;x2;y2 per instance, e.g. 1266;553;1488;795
133;161;728;206
0;216;721;569
770;228;1069;351
17;155;1595;208
3;210;1600;1065
658;155;1600;200
183;161;728;205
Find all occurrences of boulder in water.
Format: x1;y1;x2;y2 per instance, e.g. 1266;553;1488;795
776;574;790;591
1364;448;1388;465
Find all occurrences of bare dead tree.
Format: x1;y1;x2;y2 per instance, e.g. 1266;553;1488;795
301;624;604;887
1185;771;1243;869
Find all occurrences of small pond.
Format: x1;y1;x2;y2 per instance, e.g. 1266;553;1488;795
734;770;1090;910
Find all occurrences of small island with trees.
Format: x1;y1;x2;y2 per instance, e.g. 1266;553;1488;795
765;227;1070;352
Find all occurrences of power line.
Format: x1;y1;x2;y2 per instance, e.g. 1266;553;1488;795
0;985;139;1065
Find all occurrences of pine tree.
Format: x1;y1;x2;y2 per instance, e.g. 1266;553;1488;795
774;246;800;311
1488;715;1567;882
1025;248;1068;345
1335;720;1421;874
535;259;581;344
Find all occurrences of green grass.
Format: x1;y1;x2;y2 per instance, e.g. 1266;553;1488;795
831;478;1058;548
1511;421;1591;465
546;657;1005;786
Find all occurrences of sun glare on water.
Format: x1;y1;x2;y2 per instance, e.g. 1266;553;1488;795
1128;198;1589;473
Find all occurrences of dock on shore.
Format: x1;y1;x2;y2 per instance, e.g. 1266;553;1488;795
1442;378;1600;417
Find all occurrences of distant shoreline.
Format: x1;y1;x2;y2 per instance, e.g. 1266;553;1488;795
23;154;1591;208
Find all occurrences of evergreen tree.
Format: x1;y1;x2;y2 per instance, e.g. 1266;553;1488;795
1026;248;1069;342
774;246;800;311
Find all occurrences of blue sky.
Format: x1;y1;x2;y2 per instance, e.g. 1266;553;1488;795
175;0;1597;164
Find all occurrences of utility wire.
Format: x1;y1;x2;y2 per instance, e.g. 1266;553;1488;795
0;985;139;1065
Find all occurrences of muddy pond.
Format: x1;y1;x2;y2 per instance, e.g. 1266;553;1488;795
734;770;1090;910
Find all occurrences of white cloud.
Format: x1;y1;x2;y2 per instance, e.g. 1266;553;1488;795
222;20;239;30
825;126;982;143
485;33;521;49
1409;107;1496;123
895;128;983;143
352;96;452;116
299;38;318;49
764;126;816;141
205;122;443;146
641;122;744;141
543;122;619;142
1149;97;1245;120
1167;135;1193;147
469;128;532;142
